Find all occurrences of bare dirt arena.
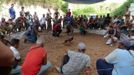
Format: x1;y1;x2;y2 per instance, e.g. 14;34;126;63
18;32;115;75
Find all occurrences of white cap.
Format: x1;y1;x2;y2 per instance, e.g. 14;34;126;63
78;42;86;50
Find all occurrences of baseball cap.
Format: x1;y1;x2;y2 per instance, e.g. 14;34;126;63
78;42;86;50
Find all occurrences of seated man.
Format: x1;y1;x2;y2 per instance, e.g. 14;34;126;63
24;26;38;43
52;23;62;37
10;38;21;75
104;25;119;46
0;41;14;75
22;39;51;75
57;42;91;75
79;24;86;35
96;40;134;75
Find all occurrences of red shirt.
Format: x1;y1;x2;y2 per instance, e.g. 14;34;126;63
53;24;61;31
66;12;71;17
22;45;47;75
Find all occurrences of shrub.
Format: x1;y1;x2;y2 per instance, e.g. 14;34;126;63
60;1;68;13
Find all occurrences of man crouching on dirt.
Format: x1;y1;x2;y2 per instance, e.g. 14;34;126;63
56;42;91;75
52;23;62;37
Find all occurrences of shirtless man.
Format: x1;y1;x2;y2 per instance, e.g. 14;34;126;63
0;41;14;75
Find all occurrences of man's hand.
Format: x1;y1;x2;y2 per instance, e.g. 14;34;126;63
84;67;91;75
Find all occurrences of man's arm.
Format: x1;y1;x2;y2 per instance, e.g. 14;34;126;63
43;53;47;65
0;41;14;67
105;49;117;64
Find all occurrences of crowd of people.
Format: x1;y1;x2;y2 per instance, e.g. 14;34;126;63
0;4;134;75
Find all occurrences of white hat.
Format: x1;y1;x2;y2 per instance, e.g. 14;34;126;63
78;42;86;50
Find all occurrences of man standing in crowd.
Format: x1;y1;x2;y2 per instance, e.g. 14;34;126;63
22;39;51;75
104;13;111;27
9;4;16;20
66;9;71;17
96;40;134;75
46;13;52;31
25;12;33;29
40;14;46;30
20;6;25;16
57;42;91;75
0;41;14;75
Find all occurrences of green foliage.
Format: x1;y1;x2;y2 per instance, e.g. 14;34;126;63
60;1;68;13
112;0;134;16
73;7;96;16
0;0;5;11
0;0;68;13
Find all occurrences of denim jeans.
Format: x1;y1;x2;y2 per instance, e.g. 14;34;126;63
96;59;114;75
11;65;21;75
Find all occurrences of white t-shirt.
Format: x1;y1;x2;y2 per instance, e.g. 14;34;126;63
40;17;46;25
10;46;21;60
62;51;91;75
105;48;134;75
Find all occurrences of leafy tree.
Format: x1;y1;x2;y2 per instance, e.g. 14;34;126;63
0;0;68;13
73;7;96;16
112;0;134;16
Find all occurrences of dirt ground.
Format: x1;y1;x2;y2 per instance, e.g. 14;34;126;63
18;32;115;75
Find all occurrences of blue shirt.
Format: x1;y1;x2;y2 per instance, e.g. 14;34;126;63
9;7;16;19
105;49;134;75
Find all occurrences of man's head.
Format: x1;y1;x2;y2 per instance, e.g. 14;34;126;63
1;18;5;22
78;42;86;53
10;38;20;48
68;9;70;12
107;13;110;17
118;40;131;50
43;14;45;17
21;6;24;10
34;12;37;15
11;4;14;8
